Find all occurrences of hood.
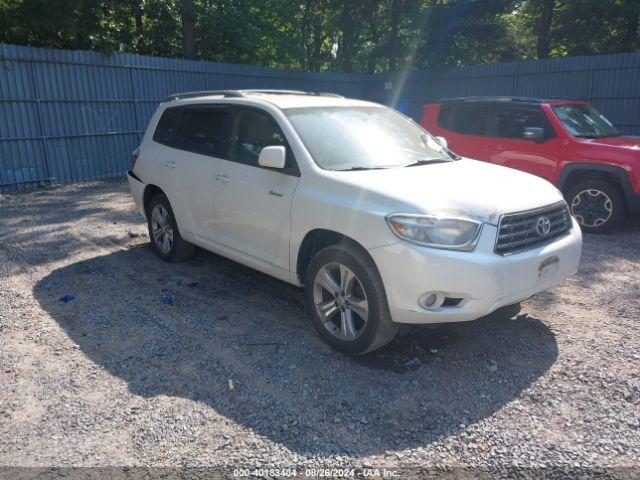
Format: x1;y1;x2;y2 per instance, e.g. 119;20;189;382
330;159;564;225
581;135;640;150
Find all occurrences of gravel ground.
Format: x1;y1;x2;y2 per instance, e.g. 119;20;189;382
0;180;638;478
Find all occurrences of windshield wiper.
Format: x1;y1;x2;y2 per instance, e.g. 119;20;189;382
403;158;450;167
337;166;391;171
575;132;621;139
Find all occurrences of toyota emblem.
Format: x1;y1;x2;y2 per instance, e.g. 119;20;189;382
535;216;551;236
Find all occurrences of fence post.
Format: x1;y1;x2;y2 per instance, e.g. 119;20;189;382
587;68;594;102
29;61;54;184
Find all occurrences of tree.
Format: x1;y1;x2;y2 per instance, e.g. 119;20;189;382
181;0;196;59
0;0;638;72
536;0;554;59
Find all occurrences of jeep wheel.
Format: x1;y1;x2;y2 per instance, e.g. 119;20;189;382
566;179;625;233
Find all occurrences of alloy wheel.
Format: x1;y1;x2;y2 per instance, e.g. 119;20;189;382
312;262;369;341
151;205;174;254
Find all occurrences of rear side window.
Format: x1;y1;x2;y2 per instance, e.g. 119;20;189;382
436;104;454;129
443;105;489;135
153;107;180;145
494;106;547;139
230;108;296;170
153;106;231;158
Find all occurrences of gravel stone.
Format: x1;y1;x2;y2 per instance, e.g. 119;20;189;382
0;179;638;475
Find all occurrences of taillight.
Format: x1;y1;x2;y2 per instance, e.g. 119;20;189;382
131;147;140;167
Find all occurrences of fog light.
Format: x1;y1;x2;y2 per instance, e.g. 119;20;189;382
419;292;445;310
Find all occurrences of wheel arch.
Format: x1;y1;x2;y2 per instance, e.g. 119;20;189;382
558;163;634;207
143;184;165;215
296;229;374;285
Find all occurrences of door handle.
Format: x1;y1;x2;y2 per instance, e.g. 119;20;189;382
495;145;506;152
269;190;283;197
164;160;177;169
216;174;230;184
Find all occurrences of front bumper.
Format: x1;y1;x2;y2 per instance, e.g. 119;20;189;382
369;218;582;325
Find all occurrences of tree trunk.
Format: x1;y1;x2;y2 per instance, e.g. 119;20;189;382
367;3;380;74
132;0;145;53
339;5;355;73
389;0;400;71
301;0;313;70
311;2;327;71
622;0;639;49
536;0;554;59
181;0;197;59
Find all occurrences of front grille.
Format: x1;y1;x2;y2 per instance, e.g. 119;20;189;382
495;202;572;255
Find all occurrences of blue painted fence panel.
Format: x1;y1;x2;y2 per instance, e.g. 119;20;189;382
1;43;640;191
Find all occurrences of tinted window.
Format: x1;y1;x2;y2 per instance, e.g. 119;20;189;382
552;104;619;139
153;108;180;145
437;104;454;129
230;109;294;169
173;107;230;157
449;105;488;135
495;107;546;139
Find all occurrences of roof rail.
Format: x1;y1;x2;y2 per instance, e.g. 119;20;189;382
165;89;346;101
165;90;245;101
439;96;545;104
244;89;344;98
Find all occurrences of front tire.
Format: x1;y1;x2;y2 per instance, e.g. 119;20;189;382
566;178;625;233
565;179;625;233
146;193;195;262
304;243;398;355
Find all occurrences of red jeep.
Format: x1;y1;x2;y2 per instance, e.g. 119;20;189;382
421;97;640;233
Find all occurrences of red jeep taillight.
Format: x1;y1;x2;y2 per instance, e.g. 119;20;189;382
131;147;140;167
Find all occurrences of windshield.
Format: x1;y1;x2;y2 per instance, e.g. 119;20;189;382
284;106;452;171
552;104;620;139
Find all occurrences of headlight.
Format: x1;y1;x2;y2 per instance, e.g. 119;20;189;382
386;214;483;251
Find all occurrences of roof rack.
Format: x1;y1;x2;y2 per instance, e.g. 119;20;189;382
165;90;244;101
244;89;344;98
439;96;545;104
165;89;345;101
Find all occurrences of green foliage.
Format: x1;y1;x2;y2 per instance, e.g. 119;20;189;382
0;0;638;72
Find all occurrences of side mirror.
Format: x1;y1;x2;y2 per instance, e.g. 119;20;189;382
435;136;448;149
258;146;286;169
523;127;544;141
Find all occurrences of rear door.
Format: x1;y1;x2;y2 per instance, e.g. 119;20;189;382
487;104;559;181
435;103;492;161
155;104;231;241
212;107;299;274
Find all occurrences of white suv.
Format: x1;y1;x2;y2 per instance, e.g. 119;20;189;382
128;90;582;355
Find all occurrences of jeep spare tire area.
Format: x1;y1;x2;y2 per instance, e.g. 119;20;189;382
566;179;625;233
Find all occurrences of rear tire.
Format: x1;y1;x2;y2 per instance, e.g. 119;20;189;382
303;242;398;355
146;193;195;262
565;179;625;233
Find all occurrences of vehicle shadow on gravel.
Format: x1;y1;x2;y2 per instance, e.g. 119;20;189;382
34;245;558;457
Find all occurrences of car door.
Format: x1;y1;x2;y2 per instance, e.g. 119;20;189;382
212;106;300;274
435;103;492;161
158;105;231;241
487;105;559;181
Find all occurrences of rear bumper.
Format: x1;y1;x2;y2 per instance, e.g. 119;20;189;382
127;171;147;219
369;218;582;325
